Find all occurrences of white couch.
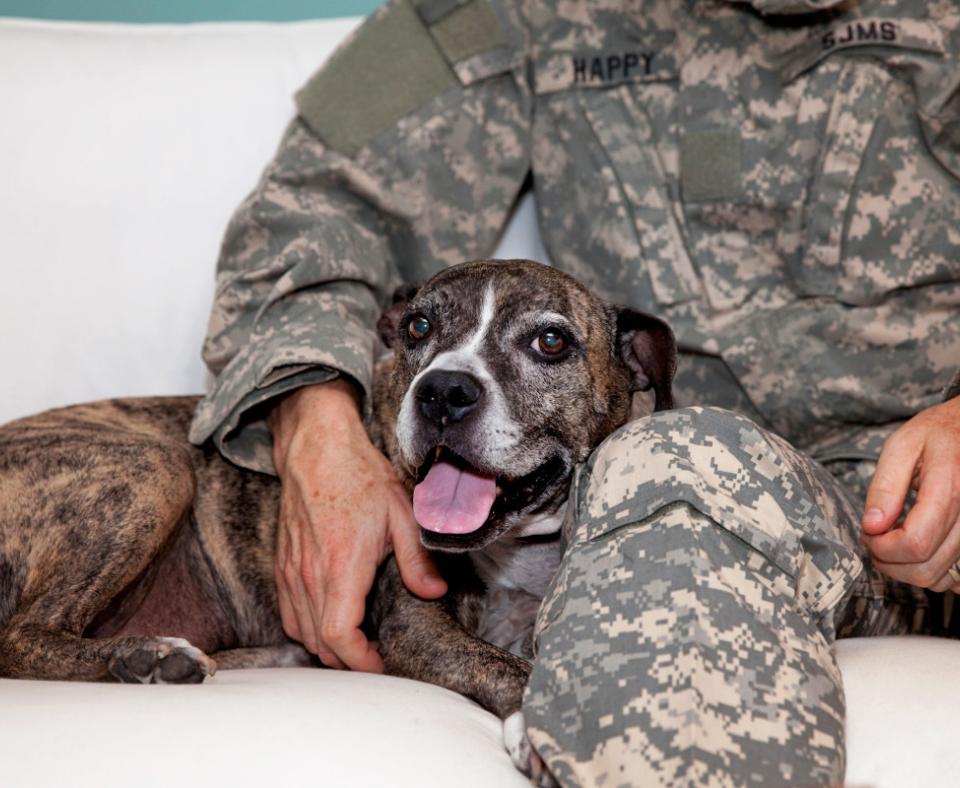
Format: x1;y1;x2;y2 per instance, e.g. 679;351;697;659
0;16;958;788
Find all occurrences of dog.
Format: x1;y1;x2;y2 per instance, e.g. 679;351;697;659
0;259;675;782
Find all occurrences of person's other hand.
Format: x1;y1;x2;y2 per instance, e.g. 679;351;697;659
861;396;960;591
268;380;447;671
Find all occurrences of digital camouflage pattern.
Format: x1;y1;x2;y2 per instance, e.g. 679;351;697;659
190;0;960;784
523;406;931;786
191;0;960;473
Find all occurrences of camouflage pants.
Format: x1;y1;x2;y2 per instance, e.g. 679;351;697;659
523;407;931;787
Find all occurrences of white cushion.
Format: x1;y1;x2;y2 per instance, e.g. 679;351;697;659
0;668;527;788
2;639;958;788
837;636;960;787
0;18;360;423
0;17;957;788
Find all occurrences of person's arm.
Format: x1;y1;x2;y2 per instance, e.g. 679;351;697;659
189;0;531;669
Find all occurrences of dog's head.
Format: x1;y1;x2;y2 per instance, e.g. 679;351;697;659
375;259;676;552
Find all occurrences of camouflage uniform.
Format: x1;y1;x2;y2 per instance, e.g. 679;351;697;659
190;0;960;784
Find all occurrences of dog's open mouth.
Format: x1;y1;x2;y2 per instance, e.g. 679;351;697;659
412;447;565;536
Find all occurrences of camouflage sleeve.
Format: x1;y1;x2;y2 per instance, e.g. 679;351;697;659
917;7;960;183
188;0;531;473
920;8;960;402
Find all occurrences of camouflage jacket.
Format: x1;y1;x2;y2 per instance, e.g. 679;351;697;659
190;0;960;475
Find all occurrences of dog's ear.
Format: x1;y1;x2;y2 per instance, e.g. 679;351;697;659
615;308;677;411
377;283;422;348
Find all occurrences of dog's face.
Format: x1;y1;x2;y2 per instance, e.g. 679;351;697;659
376;259;676;552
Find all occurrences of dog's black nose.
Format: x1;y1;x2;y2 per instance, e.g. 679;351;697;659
415;370;483;426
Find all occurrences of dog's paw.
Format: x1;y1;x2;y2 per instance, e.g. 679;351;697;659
108;637;217;684
503;711;558;788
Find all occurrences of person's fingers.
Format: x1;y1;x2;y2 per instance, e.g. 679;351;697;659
928;569;957;594
279;570;331;661
315;648;346;671
274;512;303;642
276;503;322;654
317;559;384;673
319;625;379;673
296;535;331;662
872;510;960;589
391;501;447;600
286;567;322;656
863;446;960;568
275;562;301;641
861;431;921;536
867;449;960;588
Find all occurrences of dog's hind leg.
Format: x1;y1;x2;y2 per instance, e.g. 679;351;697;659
0;427;207;682
0;624;215;682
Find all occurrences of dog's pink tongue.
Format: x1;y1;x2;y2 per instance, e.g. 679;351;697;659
413;461;497;534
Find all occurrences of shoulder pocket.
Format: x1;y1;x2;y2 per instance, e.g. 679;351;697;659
782;18;960;305
296;0;515;157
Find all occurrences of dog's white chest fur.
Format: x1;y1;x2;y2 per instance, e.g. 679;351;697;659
470;518;564;657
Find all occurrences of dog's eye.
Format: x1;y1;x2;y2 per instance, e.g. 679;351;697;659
408;315;432;341
533;330;566;355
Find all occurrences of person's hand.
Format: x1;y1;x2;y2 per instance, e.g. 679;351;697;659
861;396;960;591
268;380;447;671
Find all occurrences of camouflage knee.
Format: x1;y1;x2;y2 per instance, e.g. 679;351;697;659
556;406;864;623
523;407;865;785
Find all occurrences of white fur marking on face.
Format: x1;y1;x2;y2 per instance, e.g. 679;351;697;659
464;281;496;355
416;281;497;383
396;283;521;466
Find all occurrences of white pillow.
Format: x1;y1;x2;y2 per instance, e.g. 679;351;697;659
0;18;360;423
0;667;528;788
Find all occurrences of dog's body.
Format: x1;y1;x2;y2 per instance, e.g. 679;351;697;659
0;397;291;680
0;260;675;776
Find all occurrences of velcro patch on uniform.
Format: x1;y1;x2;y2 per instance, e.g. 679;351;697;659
295;0;457;157
782;18;945;82
680;129;741;202
425;0;504;65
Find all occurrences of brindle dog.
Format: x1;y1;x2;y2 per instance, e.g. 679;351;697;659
0;260;675;775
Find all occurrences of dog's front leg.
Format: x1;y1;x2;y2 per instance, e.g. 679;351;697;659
370;560;556;785
368;558;530;720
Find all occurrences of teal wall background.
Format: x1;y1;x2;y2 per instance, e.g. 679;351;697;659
0;1;381;22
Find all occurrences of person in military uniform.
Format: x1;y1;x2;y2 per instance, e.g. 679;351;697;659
190;0;960;784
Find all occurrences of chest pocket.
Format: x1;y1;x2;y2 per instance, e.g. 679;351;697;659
533;41;703;309
580;84;703;308
784;17;958;306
